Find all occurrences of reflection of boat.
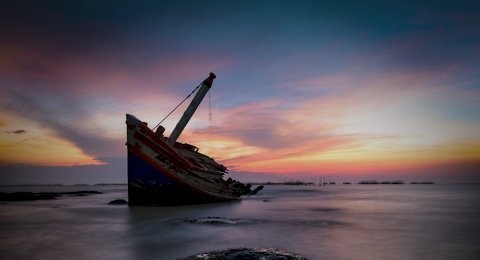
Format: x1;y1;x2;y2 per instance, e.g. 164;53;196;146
126;73;262;206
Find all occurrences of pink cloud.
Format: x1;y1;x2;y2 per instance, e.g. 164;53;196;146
0;41;231;100
174;67;480;179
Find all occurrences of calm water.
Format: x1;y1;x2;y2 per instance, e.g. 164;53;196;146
0;184;479;259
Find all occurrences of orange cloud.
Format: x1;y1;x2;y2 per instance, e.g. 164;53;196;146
0;113;103;166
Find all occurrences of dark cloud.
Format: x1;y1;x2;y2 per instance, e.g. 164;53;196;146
5;130;27;134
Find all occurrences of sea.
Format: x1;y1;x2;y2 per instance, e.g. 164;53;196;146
0;184;479;260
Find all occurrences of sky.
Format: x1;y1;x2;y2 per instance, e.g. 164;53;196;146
1;0;479;184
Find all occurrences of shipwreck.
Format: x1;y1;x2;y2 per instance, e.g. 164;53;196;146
126;73;262;205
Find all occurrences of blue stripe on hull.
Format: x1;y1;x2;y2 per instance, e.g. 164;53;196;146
128;150;219;205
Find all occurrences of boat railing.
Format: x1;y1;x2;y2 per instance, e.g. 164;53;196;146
133;121;193;170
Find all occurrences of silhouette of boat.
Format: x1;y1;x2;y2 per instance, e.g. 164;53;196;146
126;73;262;205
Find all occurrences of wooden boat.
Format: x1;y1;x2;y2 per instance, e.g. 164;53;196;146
126;73;262;205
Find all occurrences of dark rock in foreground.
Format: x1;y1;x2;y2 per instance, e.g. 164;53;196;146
108;199;128;205
184;216;250;225
180;247;307;260
0;191;103;201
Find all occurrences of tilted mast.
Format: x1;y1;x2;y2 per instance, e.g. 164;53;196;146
167;72;216;146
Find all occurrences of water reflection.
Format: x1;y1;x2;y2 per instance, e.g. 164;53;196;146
1;184;479;259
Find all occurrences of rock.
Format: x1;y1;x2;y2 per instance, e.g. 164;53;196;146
60;190;103;195
108;199;128;205
250;185;264;195
185;217;248;225
180;247;307;260
0;191;103;201
0;192;59;201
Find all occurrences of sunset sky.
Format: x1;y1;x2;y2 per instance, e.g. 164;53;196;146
1;0;479;184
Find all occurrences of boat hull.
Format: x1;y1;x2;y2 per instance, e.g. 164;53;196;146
128;149;227;205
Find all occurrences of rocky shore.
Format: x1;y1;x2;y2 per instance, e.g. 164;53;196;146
0;190;102;201
180;247;307;260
